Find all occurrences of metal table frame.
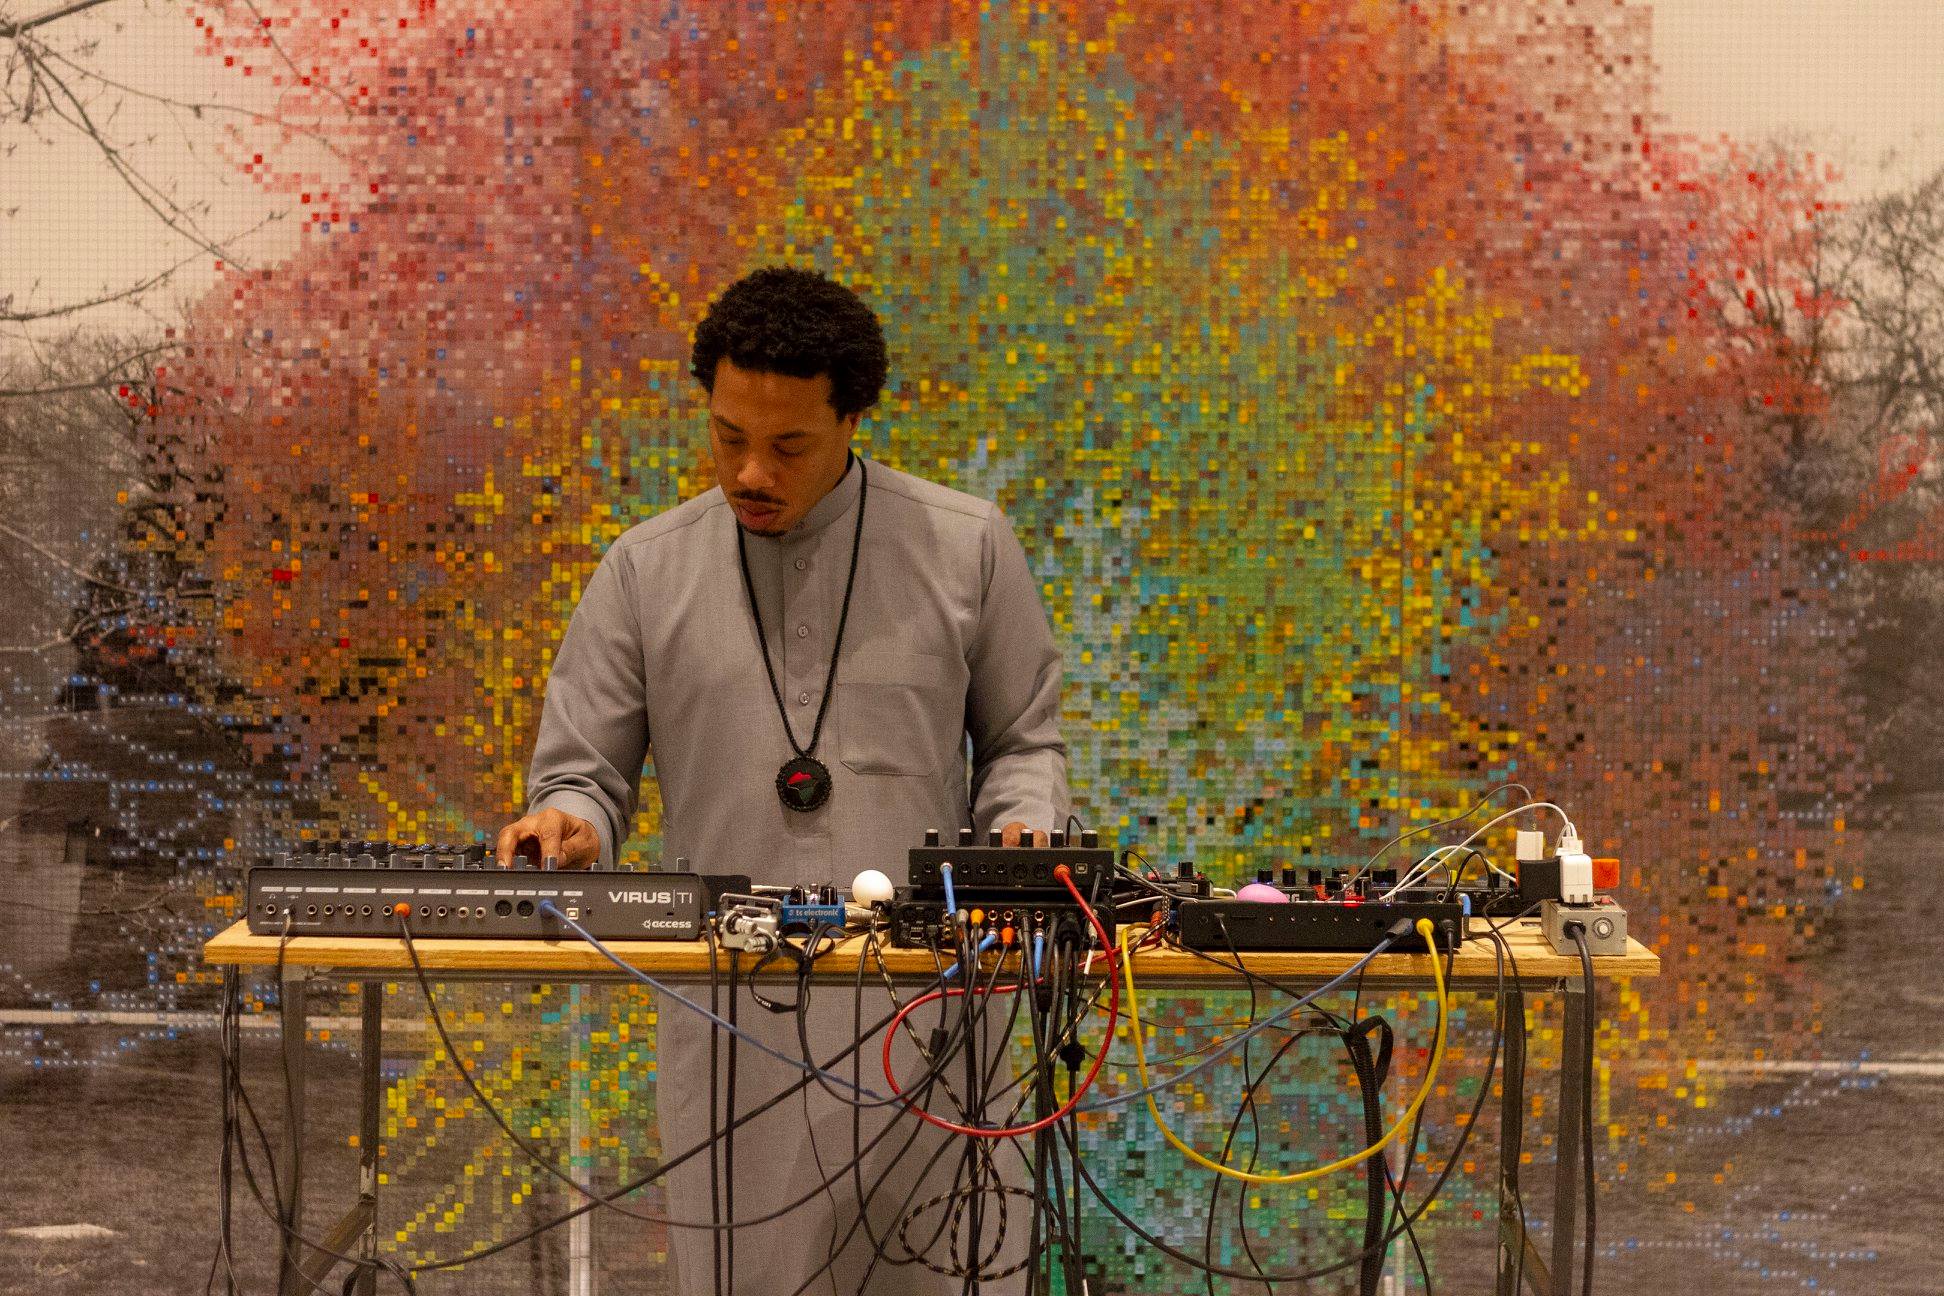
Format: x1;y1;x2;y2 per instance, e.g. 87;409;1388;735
208;920;1643;1296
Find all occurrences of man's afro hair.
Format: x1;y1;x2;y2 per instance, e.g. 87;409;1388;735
690;266;889;419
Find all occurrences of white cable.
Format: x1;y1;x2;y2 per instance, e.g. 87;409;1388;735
1378;801;1573;899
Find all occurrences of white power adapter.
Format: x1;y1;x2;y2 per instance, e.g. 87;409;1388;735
1556;825;1594;904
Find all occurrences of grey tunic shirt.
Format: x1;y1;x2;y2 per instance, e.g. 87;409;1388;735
526;452;1069;880
522;456;1065;1294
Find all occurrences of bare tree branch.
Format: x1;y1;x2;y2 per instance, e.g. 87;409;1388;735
0;253;196;322
17;40;244;267
37;43;351;160
0;518;147;593
0;0;115;41
0;338;177;396
0;602;135;654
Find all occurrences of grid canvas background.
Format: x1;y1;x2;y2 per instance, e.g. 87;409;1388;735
3;1;1941;1292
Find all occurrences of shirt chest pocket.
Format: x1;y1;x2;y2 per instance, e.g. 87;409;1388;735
836;650;959;777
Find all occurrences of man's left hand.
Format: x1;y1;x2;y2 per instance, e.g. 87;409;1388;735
999;820;1048;847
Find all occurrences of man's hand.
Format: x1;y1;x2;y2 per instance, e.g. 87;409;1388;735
999;820;1049;847
495;808;601;870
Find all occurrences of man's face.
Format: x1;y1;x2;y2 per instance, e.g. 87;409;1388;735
708;357;858;537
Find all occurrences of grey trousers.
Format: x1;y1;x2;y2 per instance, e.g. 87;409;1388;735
653;976;1036;1295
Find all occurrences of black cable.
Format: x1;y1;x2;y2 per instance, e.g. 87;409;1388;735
958;940;1002;1293
275;925;303;1289
705;924;725;1296
788;942;1042;1296
1204;928;1270;1296
840;921;896;1276
792;1090;992;1296
233;922;942;1289
1022;924;1063;1296
1345;1015;1393;1296
208;967;239;1296
798;1017;844;1296
1062;923;1509;1285
1191;962;1394;1295
395;919;956;1249
1439;848;1493;901
1206;914;1434;1291
734;453;866;776
1062;935;1086;1295
1378;935;1461;1293
801;923;1047;1285
218;956;412;1294
864;926;985;1274
1485;923;1533;1295
725;941;739;1293
1571;925;1598;1296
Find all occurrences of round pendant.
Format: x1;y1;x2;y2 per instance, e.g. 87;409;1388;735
776;755;833;813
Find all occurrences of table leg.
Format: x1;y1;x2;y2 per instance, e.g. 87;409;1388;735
278;962;309;1296
568;983;596;1296
353;982;382;1296
1551;981;1588;1296
1495;980;1554;1296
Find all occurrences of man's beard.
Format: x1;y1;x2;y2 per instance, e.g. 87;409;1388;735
732;493;789;538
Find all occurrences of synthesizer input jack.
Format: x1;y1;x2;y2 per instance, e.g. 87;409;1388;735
360;905;373;917
436;906;449;918
305;905;317;917
516;900;534;917
495;900;513;917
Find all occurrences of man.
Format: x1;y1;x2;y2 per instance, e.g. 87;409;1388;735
497;265;1068;1293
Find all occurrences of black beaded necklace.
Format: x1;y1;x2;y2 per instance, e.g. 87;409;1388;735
734;454;867;813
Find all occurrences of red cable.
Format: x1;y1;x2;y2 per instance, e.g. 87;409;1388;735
881;865;1120;1138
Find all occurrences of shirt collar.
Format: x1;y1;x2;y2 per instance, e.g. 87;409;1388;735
780;450;862;542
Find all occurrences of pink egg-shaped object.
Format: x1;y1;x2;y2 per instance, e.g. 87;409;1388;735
1235;882;1290;903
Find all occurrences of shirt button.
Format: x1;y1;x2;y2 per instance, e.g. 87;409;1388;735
798;691;811;705
796;624;809;638
794;558;806;571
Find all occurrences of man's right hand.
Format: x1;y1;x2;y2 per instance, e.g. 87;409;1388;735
495;808;601;870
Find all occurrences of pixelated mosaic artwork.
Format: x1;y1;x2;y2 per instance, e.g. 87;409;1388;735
1;1;1894;1290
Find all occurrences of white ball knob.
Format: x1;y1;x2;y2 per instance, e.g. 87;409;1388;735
850;868;895;907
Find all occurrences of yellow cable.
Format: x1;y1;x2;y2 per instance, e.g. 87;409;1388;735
1122;917;1449;1184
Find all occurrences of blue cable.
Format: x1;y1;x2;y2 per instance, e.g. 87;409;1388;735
941;929;997;983
1032;929;1045;982
537;901;888;1101
940;861;958;917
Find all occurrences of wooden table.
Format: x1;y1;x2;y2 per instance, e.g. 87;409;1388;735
204;916;1656;1296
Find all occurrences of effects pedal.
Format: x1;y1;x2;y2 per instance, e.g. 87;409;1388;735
1176;897;1466;953
907;827;1112;892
